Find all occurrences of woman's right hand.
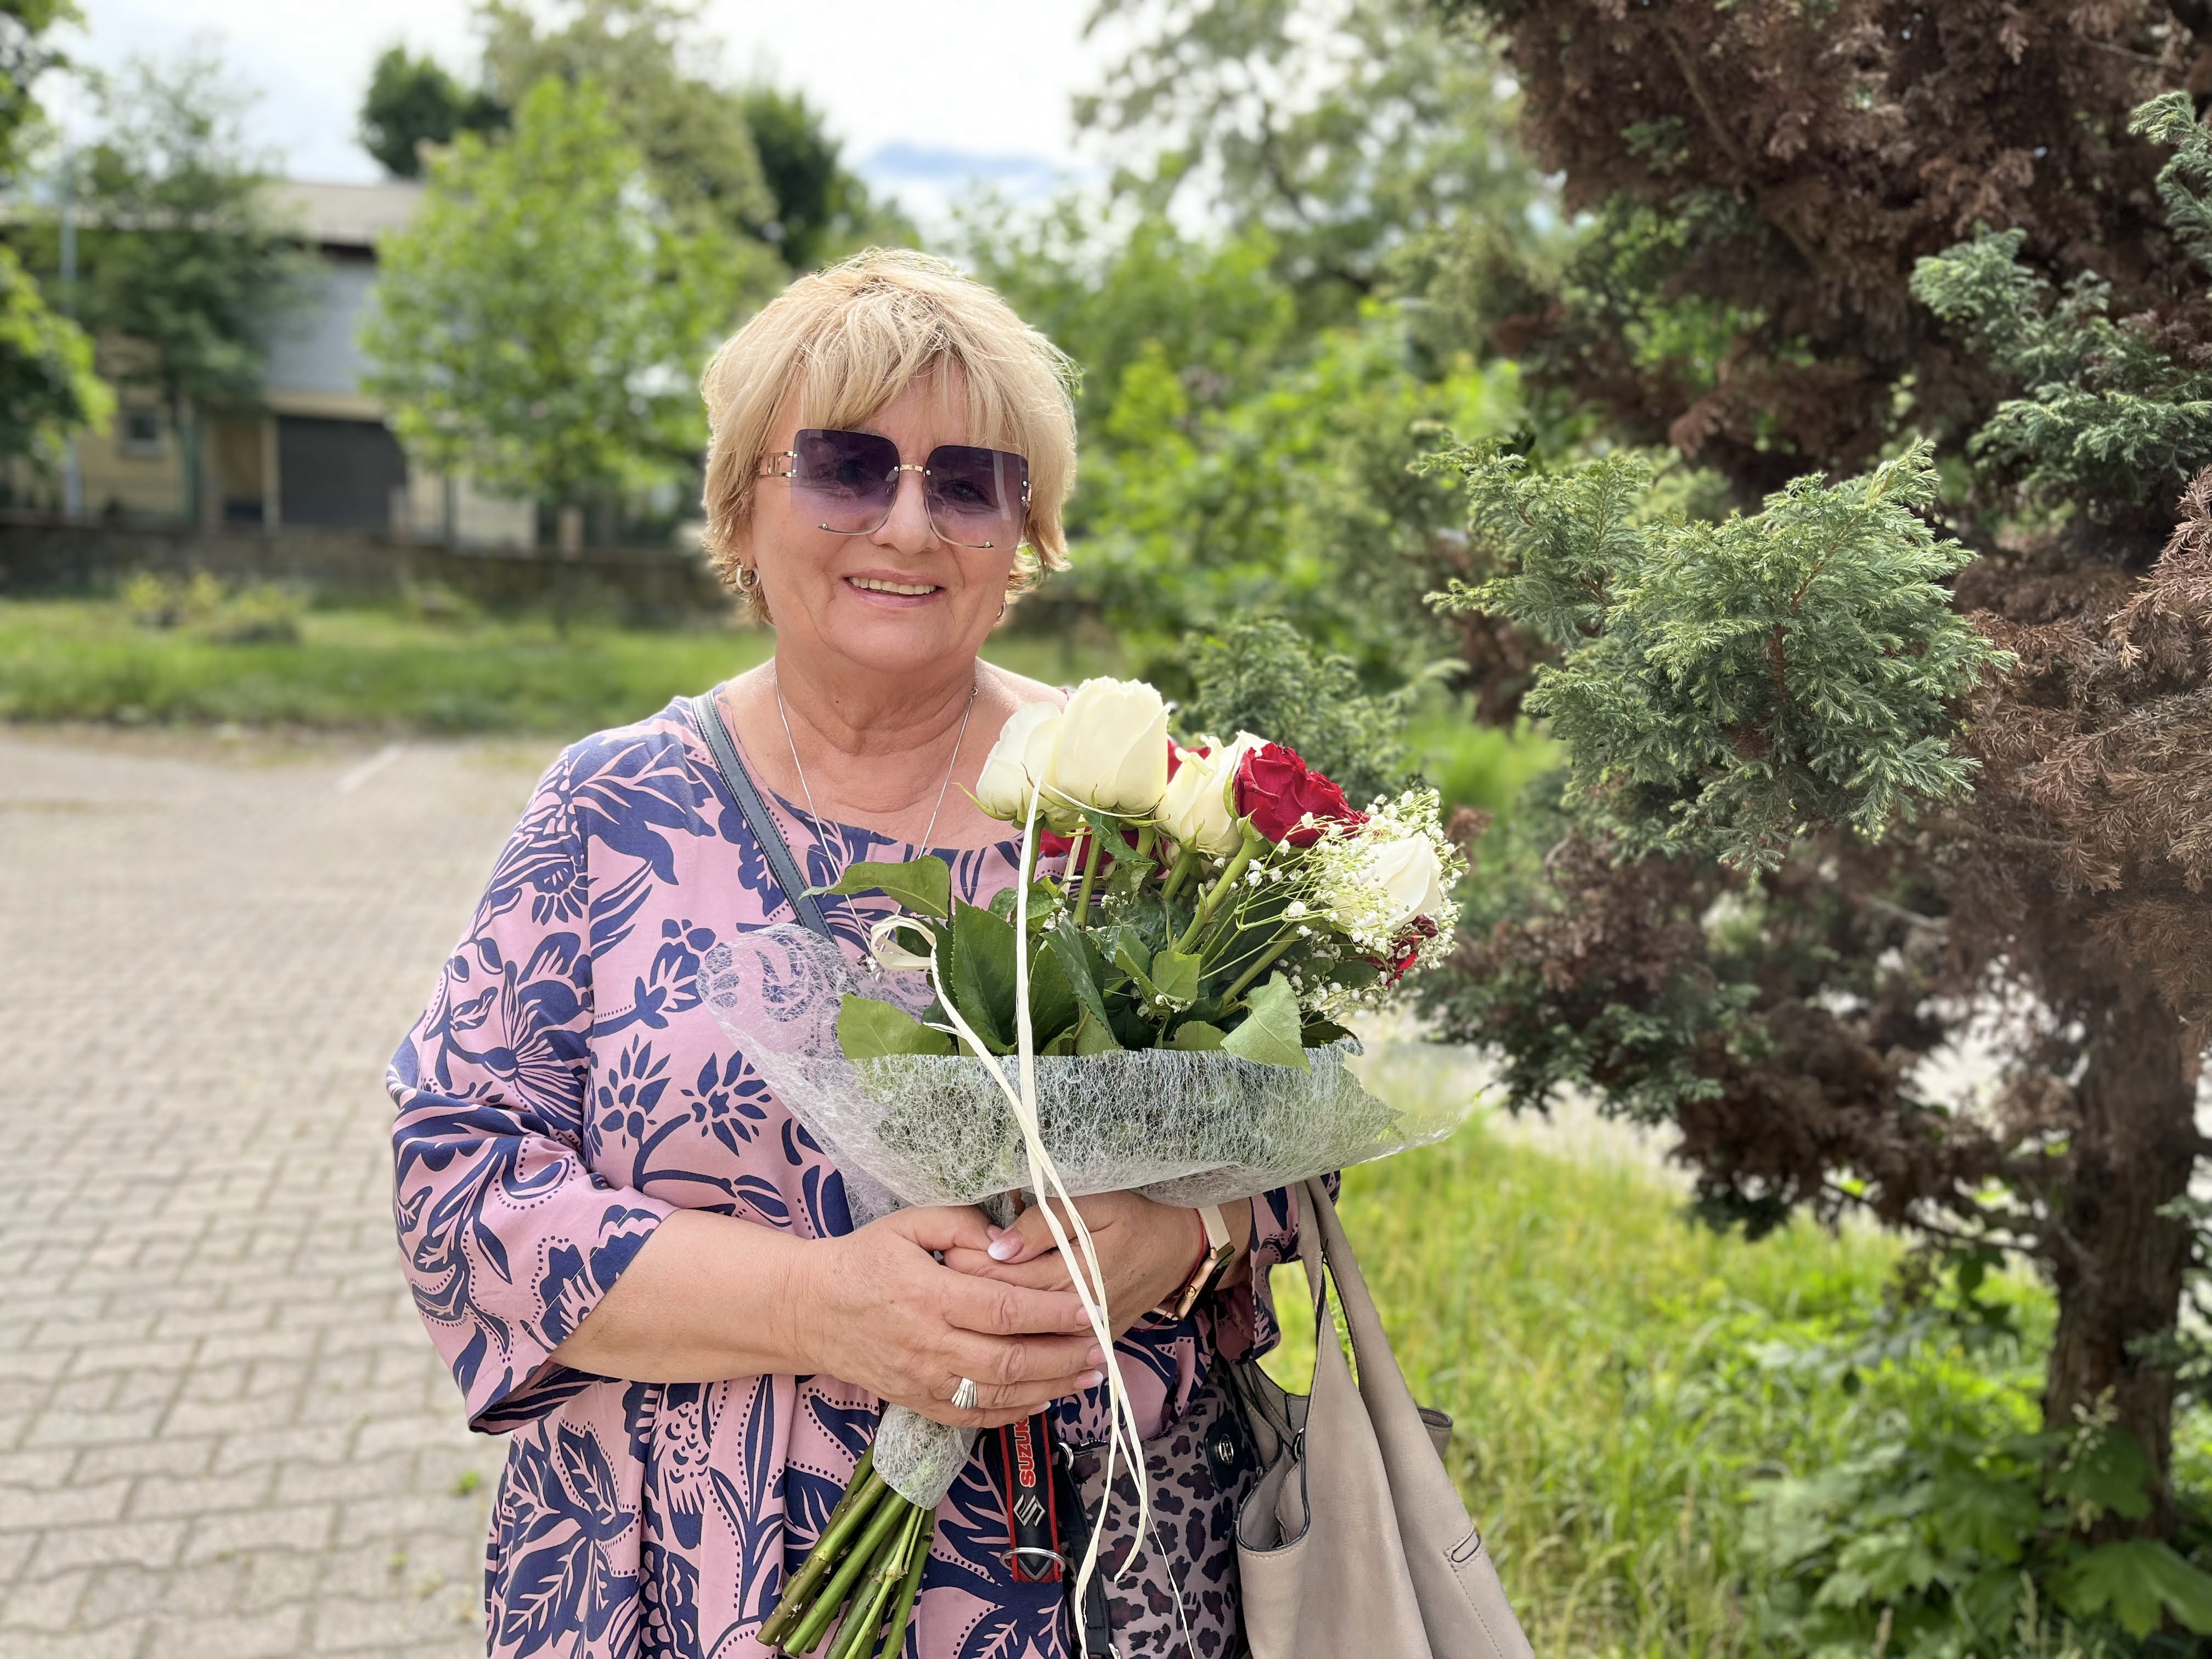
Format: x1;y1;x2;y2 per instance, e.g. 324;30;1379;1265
800;1205;1105;1429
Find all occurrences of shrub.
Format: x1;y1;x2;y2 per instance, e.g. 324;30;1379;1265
1165;615;1436;808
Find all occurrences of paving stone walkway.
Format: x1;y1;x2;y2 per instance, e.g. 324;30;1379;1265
0;729;557;1658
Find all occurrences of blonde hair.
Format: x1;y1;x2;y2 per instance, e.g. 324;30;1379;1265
699;248;1079;619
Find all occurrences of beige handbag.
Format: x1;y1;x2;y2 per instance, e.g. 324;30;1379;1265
1232;1178;1534;1659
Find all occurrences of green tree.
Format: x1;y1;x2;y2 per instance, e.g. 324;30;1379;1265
961;197;1516;667
357;46;506;179
72;49;307;519
476;0;777;245
1417;0;2212;1639
1;1;70;171
736;84;912;270
1080;0;1538;335
362;76;757;541
0;1;108;467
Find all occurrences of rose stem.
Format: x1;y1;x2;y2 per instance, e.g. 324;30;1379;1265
1158;844;1199;906
1221;928;1299;1002
785;1494;913;1655
829;1505;922;1659
1173;824;1266;953
1070;830;1107;928
876;1509;935;1659
759;1456;883;1647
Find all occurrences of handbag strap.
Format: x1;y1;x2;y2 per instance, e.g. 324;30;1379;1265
685;690;836;942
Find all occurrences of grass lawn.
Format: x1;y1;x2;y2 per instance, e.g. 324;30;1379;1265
0;599;1124;735
1261;1043;1920;1659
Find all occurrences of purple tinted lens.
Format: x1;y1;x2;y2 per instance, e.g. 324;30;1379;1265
925;445;1029;548
790;428;899;532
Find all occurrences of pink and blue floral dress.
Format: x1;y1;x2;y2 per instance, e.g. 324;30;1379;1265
388;696;1308;1658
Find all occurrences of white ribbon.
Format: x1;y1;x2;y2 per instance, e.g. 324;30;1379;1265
916;788;1149;1637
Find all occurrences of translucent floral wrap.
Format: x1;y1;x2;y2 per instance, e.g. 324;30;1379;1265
703;922;1471;1507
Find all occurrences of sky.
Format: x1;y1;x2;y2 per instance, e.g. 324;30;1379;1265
47;0;1130;224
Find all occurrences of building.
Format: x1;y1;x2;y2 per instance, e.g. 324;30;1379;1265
21;180;533;548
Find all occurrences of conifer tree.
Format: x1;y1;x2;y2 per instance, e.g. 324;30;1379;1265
1424;0;2212;1602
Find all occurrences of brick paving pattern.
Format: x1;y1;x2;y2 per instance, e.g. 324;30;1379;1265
1;729;556;1658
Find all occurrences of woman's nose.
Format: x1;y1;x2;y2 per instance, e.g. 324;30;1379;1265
873;467;939;554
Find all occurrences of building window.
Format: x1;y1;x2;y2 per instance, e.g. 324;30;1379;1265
119;407;163;458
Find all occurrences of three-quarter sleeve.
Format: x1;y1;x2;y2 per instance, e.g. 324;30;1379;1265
388;748;672;1433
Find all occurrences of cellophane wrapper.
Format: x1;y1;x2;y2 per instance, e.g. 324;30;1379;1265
702;923;1471;1504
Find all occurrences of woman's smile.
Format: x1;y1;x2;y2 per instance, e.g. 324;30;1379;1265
844;571;944;603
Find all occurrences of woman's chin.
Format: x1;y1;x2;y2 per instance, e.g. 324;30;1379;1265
820;596;986;674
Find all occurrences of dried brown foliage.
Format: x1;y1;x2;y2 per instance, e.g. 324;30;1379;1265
1455;0;2210;503
1954;469;2212;1032
1429;0;2212;1488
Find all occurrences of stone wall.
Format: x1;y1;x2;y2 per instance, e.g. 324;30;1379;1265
0;515;733;628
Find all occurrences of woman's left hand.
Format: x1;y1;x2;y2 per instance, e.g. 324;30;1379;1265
940;1192;1244;1342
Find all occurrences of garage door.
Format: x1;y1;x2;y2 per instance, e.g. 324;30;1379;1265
278;416;408;529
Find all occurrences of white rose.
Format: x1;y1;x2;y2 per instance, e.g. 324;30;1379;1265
1364;835;1447;932
974;701;1063;822
1155;736;1245;855
1049;677;1170;817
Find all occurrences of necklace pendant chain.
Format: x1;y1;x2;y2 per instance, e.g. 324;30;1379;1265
772;669;979;866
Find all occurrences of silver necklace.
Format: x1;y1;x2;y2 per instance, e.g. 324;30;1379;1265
772;670;979;856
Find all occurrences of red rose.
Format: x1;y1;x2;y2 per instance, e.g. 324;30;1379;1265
1234;742;1364;848
1385;915;1441;982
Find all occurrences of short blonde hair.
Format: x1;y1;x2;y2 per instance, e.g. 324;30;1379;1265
699;249;1079;618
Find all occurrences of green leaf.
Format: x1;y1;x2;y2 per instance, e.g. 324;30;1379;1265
837;994;954;1058
1074;1010;1122;1054
1222;974;1310;1070
2049;1426;2154;1522
1113;934;1157;993
947;900;1017;1053
814;856;951;920
988;879;1060;925
2056;1539;2212;1637
1026;938;1081;1049
1149;948;1201;1005
1170;1020;1227;1051
1046;923;1114;1030
1301;1018;1353;1046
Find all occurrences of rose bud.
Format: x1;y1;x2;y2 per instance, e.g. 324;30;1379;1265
1363;834;1447;932
1051;677;1171;816
1156;733;1261;855
974;701;1064;822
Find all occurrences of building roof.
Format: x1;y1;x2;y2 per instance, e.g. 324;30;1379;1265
266;180;423;250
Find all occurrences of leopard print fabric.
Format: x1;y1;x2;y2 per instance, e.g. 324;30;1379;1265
1065;1375;1261;1658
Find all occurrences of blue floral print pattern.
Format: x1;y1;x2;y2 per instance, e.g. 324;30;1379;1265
390;696;1307;1657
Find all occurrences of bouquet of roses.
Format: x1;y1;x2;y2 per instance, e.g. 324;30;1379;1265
712;678;1468;1658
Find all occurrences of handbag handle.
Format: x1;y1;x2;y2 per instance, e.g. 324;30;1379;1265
685;690;837;943
1296;1177;1433;1441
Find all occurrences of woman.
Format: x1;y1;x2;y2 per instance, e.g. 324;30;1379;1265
390;249;1308;1659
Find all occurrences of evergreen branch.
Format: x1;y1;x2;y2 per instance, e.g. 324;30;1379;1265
1427;437;2003;870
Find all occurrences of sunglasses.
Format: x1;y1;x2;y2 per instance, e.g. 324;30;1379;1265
759;428;1032;551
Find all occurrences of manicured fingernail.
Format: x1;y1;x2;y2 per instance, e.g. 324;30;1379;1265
1079;1370;1104;1389
988;1235;1019;1261
1085;1345;1104;1365
985;1224;1005;1239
